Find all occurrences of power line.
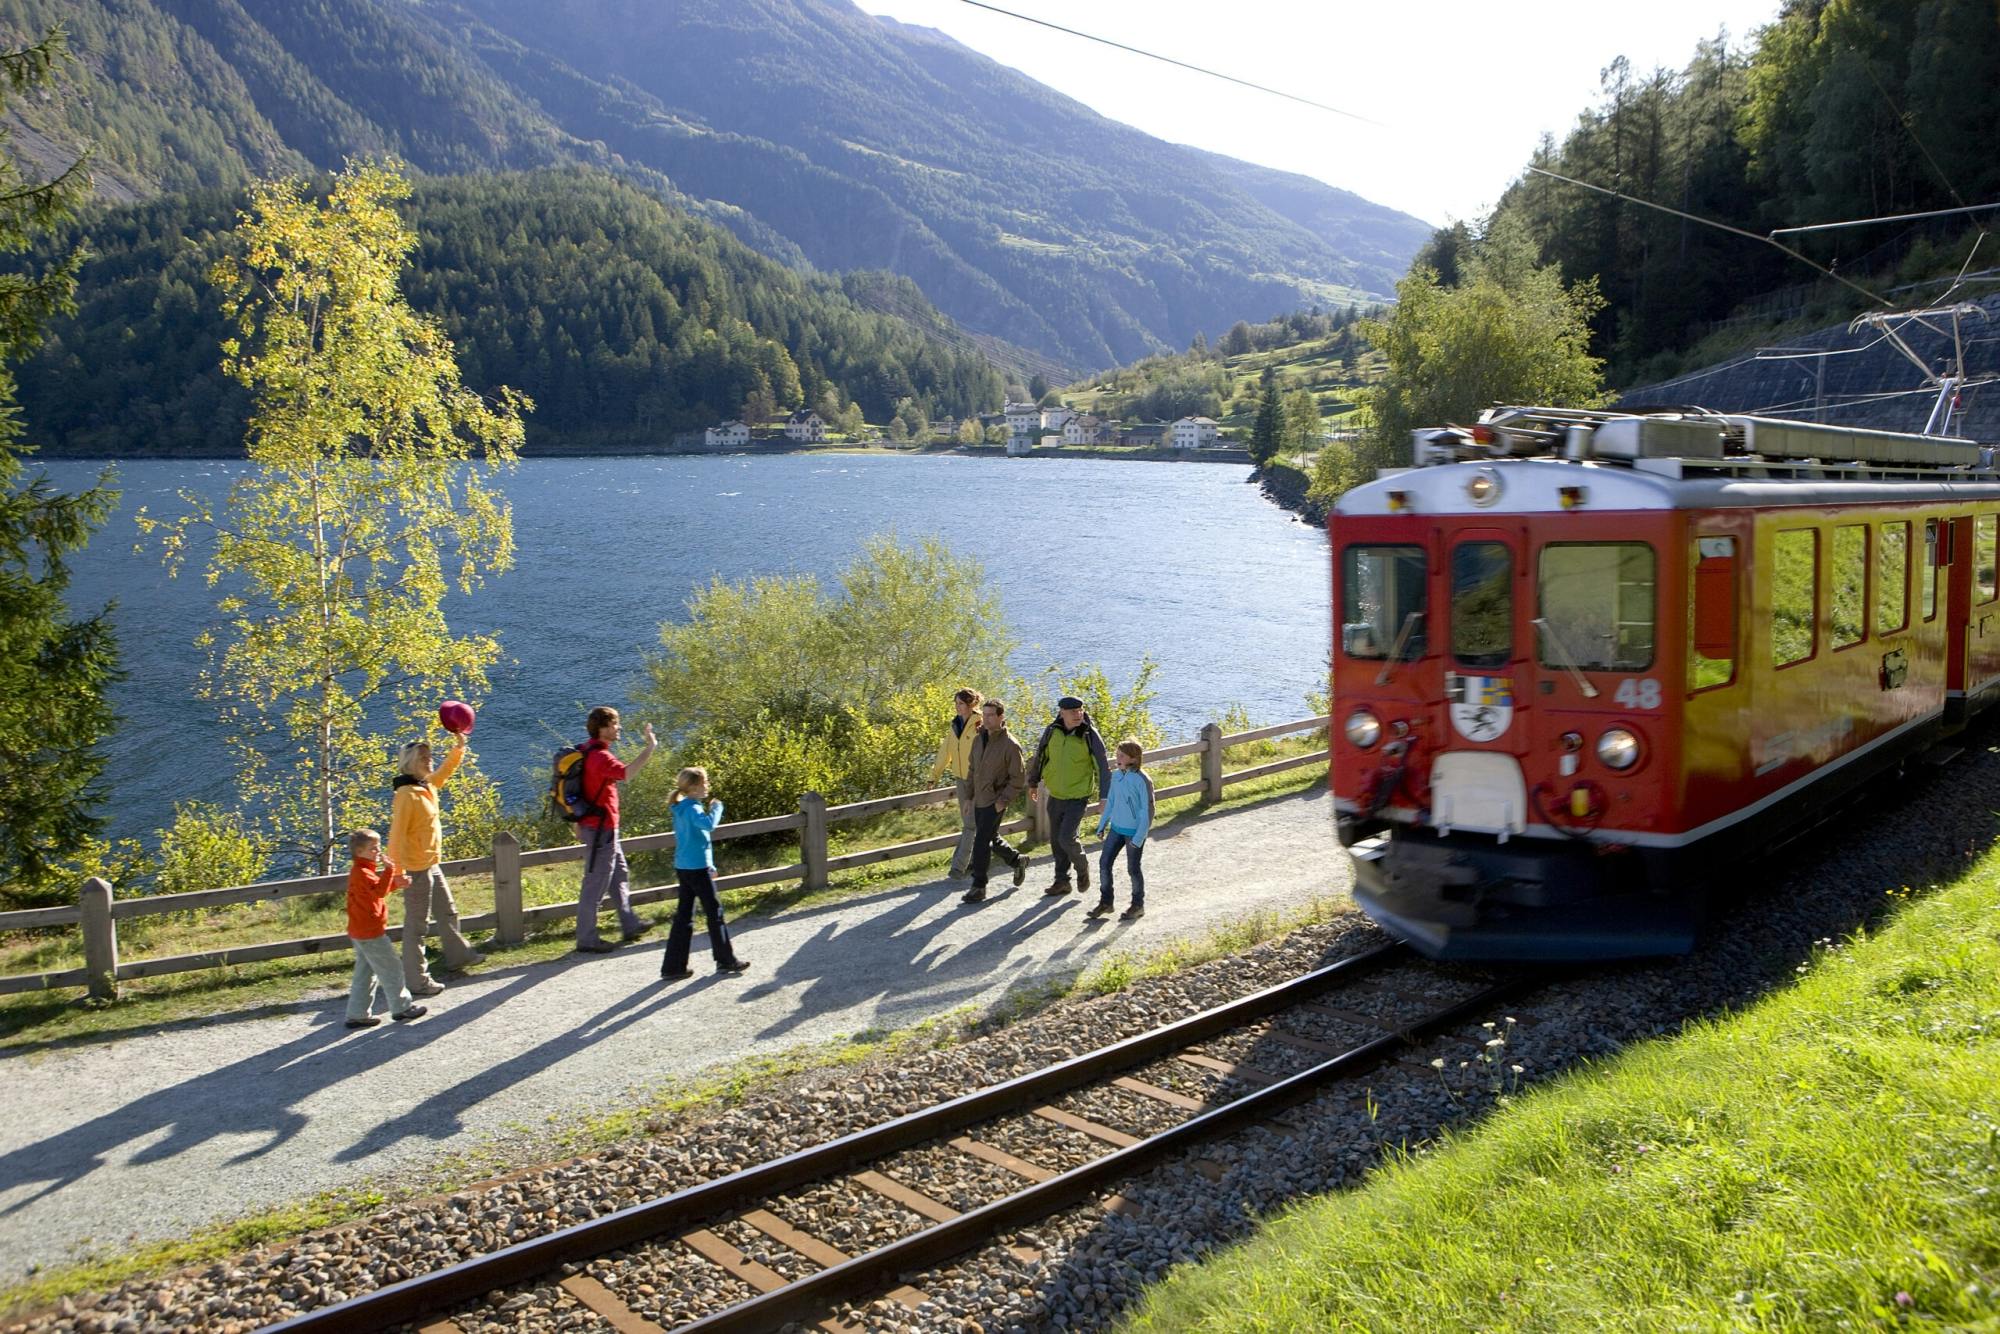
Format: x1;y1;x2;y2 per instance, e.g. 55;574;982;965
955;0;1380;126
1770;200;2000;237
1524;164;1891;309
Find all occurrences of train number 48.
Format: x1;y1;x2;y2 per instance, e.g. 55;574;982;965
1613;678;1663;710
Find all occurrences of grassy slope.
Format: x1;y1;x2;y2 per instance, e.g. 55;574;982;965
1123;864;2000;1331
1063;339;1384;441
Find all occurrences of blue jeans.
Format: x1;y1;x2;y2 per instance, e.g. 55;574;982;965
663;866;739;972
1098;831;1145;907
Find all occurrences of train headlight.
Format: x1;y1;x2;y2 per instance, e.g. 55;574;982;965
1595;727;1641;770
1465;467;1503;507
1344;710;1383;749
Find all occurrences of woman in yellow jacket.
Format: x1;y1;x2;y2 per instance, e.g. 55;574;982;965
390;731;484;994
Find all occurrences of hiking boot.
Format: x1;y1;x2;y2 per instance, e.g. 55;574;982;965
962;885;988;904
716;959;751;976
392;1004;428;1021
1077;862;1090;893
1085;901;1113;920
410;980;445;997
1011;860;1027;888
449;951;486;971
622;925;653;943
1042;879;1073;896
344;1015;381;1029
1120;904;1145;922
661;967;695;982
575;940;617;954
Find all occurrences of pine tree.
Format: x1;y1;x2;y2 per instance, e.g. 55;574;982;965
0;28;122;902
1250;379;1282;466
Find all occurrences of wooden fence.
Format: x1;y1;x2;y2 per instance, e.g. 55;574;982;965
0;718;1330;1000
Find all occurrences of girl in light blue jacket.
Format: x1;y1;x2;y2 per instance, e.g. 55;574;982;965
1089;740;1154;921
661;766;750;980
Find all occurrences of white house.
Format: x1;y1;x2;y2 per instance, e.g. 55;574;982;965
705;420;751;450
1005;401;1041;439
1170;416;1220;450
1064;413;1110;445
784;410;826;443
1041;405;1077;432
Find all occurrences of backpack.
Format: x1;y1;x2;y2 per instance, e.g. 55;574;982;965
549;741;605;823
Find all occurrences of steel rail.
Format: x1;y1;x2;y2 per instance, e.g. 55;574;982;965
675;971;1538;1334
260;942;1412;1333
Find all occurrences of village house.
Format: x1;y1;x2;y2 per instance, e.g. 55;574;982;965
1040;405;1077;433
1005;401;1042;450
1063;413;1113;445
1120;422;1169;449
785;410;827;443
1170;415;1221;450
705;420;751;450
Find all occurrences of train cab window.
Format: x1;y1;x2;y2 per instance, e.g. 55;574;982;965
1537;542;1655;671
1772;529;1818;667
1877;521;1909;635
1978;514;1997;603
1831;524;1867;650
1450;542;1513;668
1922;520;1940;621
1341;545;1427;660
1689;536;1736;691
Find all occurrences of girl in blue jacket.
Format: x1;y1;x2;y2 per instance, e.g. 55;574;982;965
1089;740;1154;921
662;766;751;980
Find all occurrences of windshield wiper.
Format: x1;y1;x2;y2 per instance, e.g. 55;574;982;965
1532;618;1600;698
1374;611;1425;685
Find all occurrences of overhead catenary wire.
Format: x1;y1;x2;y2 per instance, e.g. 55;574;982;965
1770;200;2000;237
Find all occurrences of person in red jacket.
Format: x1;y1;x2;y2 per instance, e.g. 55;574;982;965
345;829;428;1029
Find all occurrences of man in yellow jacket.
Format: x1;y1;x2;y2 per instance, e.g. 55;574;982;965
390;731;484;994
929;688;984;880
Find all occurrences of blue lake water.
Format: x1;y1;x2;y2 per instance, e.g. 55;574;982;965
45;453;1331;843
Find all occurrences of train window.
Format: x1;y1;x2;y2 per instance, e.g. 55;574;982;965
1877;521;1909;635
1689;536;1736;691
1772;529;1818;667
1341;545;1427;661
1922;520;1939;621
1450;542;1513;668
1537;543;1655;671
1979;514;1997;603
1831;525;1867;650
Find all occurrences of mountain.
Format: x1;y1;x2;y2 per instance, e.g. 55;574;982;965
20;169;1005;455
2;0;1431;373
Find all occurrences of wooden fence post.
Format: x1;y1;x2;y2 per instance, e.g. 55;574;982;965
79;877;118;1001
799;791;829;892
1200;722;1226;804
492;831;524;946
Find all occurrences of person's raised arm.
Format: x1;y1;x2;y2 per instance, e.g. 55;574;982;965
625;722;658;777
433;735;467;786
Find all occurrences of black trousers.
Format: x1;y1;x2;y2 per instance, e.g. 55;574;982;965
1046;796;1088;883
662;866;738;972
969;802;1022;887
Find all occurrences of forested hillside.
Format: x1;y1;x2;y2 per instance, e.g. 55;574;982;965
22;169;1005;455
0;0;1430;372
1473;0;2000;389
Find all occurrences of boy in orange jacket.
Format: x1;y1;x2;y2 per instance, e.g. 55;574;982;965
346;828;428;1029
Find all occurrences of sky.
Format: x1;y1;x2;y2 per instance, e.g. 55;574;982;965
860;0;1783;227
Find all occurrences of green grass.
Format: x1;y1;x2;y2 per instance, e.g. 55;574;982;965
0;736;1327;1049
1122;867;2000;1332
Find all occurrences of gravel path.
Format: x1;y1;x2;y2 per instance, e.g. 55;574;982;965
0;788;1342;1283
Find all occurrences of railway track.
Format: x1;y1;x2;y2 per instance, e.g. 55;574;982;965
265;942;1536;1334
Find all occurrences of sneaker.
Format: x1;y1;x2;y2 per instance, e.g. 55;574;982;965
622;925;653;943
392;1004;428;1022
661;967;694;982
344;1015;381;1029
450;951;486;971
410;980;446;997
575;940;617;954
1042;880;1073;897
962;885;988;904
1011;860;1027;888
1120;905;1145;921
716;959;751;976
1085;902;1112;920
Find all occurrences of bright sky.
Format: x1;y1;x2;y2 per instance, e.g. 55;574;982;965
861;0;1783;227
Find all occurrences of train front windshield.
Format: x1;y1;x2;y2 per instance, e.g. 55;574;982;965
1342;545;1427;660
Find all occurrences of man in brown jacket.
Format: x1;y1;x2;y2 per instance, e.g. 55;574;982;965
963;698;1029;904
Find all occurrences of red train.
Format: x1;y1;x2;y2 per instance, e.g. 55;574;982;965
1331;406;2000;959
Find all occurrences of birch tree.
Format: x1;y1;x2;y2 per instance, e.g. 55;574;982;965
142;161;528;874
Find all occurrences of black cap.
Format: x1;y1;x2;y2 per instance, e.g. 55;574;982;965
1056;695;1084;710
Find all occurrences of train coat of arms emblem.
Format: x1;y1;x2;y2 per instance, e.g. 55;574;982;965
1449;675;1514;742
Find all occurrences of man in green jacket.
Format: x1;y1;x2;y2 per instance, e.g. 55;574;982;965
1027;695;1112;896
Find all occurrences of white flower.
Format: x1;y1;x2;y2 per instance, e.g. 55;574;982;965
1430;1057;1445;1069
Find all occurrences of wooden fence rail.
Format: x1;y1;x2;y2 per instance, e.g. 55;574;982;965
0;717;1329;1000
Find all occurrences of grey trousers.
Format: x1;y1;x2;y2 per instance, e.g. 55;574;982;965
948;778;977;877
1046;796;1089;886
577;826;643;945
350;934;413;1020
403;863;478;989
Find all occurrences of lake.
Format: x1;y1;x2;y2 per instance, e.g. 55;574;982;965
45;453;1331;844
